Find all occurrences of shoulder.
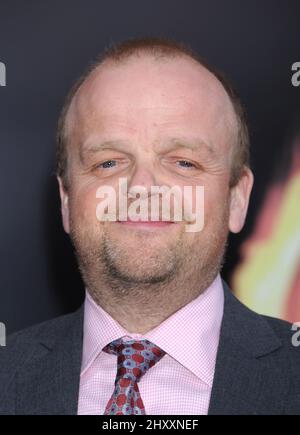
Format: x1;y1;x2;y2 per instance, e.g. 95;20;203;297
0;308;84;415
261;314;300;363
262;314;297;337
4;308;82;347
262;314;300;413
222;280;300;376
0;307;83;378
223;279;300;355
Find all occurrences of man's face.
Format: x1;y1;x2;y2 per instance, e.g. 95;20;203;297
59;55;253;290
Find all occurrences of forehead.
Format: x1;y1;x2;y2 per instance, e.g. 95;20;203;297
66;55;237;151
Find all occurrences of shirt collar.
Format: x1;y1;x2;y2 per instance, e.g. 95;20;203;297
81;273;224;387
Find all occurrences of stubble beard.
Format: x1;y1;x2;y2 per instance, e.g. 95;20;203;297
68;201;230;312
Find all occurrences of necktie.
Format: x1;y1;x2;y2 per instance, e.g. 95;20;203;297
103;338;165;415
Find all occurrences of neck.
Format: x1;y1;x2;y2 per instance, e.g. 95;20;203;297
87;271;217;334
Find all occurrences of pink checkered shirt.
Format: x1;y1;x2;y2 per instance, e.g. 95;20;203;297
77;273;224;415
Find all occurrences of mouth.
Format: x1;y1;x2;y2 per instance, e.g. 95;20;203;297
116;218;176;231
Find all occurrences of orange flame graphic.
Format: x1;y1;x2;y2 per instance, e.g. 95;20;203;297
232;139;300;322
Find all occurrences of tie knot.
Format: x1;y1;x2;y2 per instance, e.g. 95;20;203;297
103;338;165;383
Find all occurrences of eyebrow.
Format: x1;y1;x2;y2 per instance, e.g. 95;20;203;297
79;140;129;163
163;137;216;156
79;136;215;162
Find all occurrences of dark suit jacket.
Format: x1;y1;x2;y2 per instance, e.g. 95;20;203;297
1;280;300;415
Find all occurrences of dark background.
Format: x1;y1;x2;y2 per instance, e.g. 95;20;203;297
0;0;299;333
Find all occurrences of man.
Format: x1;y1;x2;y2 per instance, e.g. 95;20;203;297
1;37;299;415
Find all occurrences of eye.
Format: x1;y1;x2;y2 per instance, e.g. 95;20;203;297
97;160;117;169
176;160;196;168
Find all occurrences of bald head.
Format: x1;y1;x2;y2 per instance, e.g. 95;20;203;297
67;54;237;176
56;38;250;190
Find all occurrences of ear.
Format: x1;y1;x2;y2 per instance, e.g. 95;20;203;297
229;167;254;233
57;176;70;234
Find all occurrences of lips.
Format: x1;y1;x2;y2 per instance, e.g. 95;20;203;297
118;218;174;223
116;219;175;230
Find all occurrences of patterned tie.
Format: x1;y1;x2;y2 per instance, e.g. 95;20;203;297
103;338;165;415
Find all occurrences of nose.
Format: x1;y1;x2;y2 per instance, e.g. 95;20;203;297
127;162;157;195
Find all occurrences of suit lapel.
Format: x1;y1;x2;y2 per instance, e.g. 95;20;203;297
16;307;84;415
208;281;290;415
14;281;291;415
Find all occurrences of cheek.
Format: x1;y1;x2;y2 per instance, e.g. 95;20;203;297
202;182;230;224
70;186;101;225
